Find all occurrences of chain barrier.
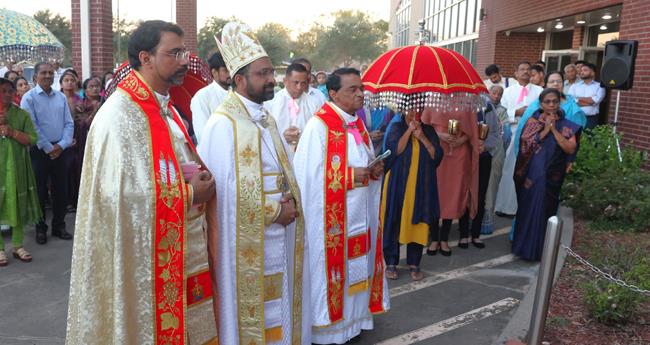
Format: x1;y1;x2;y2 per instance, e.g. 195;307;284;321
561;244;650;296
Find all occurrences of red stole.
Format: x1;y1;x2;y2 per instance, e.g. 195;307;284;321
316;102;386;324
118;70;201;344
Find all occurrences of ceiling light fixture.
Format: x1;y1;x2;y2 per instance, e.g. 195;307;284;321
602;13;612;20
600;25;608;30
537;27;545;33
577;20;586;24
555;22;564;29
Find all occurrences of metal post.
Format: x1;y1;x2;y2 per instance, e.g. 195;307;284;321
613;90;622;162
528;216;563;345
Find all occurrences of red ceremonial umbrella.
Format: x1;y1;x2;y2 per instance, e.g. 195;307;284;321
362;44;487;113
105;54;213;122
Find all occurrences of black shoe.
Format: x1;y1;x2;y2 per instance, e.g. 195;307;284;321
440;248;452;256
53;226;73;240
427;242;438;256
458;238;469;249
35;231;47;245
471;239;485;249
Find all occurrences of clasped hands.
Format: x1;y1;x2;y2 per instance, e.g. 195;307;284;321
283;126;301;144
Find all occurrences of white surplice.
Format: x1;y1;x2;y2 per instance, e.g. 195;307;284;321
197;92;311;345
293;103;390;345
308;86;327;107
495;82;543;215
264;88;321;136
190;81;229;143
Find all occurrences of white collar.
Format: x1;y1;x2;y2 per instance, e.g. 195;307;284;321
235;91;265;121
329;102;358;124
154;91;170;109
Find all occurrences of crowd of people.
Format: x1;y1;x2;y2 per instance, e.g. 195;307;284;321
0;17;602;344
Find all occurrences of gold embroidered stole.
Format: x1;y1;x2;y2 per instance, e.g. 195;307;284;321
118;71;190;344
213;92;304;344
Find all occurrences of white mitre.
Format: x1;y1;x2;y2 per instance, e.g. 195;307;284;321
215;22;268;75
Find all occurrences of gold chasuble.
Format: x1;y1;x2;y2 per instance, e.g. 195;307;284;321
199;91;308;345
66;71;218;345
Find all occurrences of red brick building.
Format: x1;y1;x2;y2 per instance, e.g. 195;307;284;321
389;0;650;154
70;0;197;79
477;0;650;153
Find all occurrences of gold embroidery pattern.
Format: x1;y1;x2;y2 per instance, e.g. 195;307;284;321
122;73;150;101
216;93;266;345
264;273;283;301
327;156;343;192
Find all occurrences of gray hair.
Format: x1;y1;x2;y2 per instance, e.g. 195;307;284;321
489;84;504;92
564;64;577;72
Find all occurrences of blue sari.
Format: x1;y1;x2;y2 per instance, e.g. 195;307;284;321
511;110;581;261
382;117;443;251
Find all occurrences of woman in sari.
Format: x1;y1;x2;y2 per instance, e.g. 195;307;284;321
0;78;42;266
381;110;443;280
512;89;580;261
69;76;103;209
508;71;586;240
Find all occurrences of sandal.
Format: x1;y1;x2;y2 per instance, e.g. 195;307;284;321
409;266;424;281
386;265;398;280
0;251;7;266
12;247;32;263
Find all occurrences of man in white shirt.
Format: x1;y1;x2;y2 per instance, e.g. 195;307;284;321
484;64;516;90
293;57;327;106
190;52;231;143
569;62;605;130
495;61;543;216
265;63;321;147
51;60;68;91
563;63;580;94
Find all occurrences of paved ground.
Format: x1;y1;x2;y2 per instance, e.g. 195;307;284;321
0;212;538;345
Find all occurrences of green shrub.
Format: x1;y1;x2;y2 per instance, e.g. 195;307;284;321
582;247;650;325
562;125;650;232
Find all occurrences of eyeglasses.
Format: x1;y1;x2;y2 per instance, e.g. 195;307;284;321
542;99;560;105
158;49;190;61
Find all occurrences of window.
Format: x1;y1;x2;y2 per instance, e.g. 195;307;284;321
395;0;412;47
587;22;620;47
423;0;480;65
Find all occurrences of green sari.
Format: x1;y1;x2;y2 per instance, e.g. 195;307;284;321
0;104;42;228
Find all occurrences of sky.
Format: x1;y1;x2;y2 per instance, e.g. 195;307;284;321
2;0;389;33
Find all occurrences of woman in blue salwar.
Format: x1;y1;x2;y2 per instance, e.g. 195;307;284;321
380;110;443;281
512;89;580;261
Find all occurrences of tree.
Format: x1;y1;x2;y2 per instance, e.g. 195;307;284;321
317;11;388;68
292;25;325;67
33;10;72;66
113;18;140;67
255;23;292;66
197;17;237;60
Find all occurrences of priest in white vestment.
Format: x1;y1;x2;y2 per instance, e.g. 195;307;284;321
197;22;311;345
294;68;390;344
264;63;321;148
495;62;543;216
292;57;327;106
190;52;230;143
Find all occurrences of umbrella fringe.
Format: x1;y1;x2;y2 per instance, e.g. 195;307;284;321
364;91;486;114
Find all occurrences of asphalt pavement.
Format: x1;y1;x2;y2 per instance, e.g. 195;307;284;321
0;211;540;345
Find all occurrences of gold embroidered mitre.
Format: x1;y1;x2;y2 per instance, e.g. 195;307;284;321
215;22;268;75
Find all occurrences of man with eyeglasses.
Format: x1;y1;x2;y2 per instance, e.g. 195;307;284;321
198;21;311;344
66;20;219;344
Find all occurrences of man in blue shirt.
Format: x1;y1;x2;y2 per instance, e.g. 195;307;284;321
20;62;74;244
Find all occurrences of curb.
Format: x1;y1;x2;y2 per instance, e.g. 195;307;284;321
494;206;575;344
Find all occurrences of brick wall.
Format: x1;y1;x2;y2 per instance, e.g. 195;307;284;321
493;32;546;77
71;0;113;80
478;0;650;156
176;0;197;54
477;0;621;74
609;0;650;153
